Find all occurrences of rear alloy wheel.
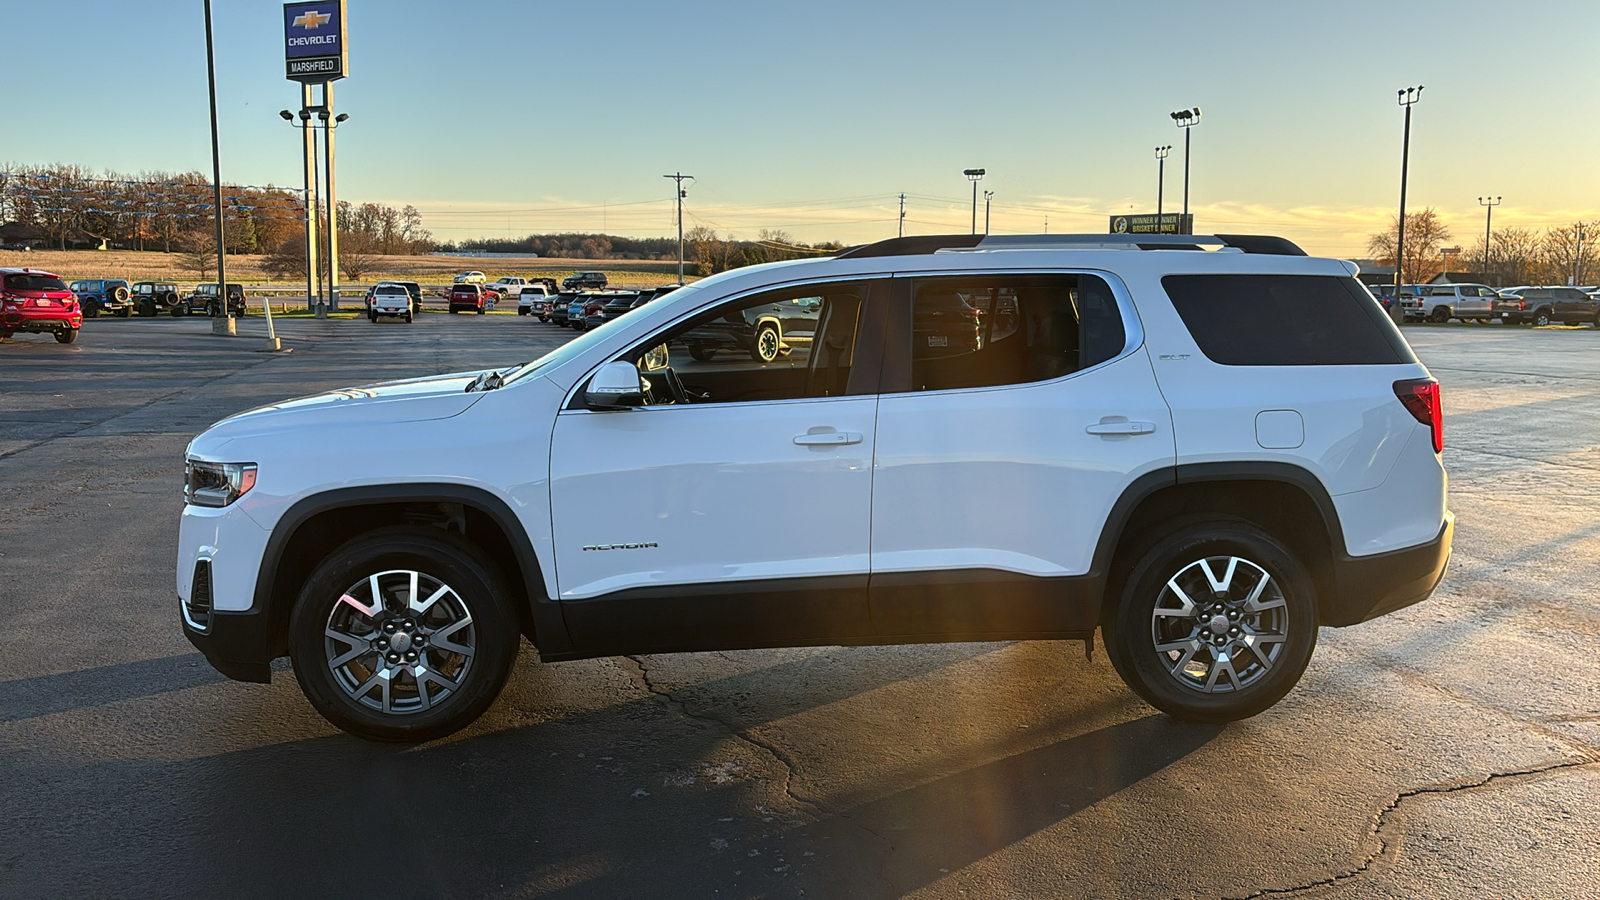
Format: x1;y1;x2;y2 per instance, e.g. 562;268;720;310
752;323;781;362
83;300;101;319
1104;520;1318;722
1429;307;1451;323
289;527;519;742
1534;309;1553;327
55;328;78;344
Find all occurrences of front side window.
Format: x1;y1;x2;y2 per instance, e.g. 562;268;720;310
621;281;873;406
902;274;1124;393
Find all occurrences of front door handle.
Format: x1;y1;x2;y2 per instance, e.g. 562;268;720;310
1085;420;1157;436
794;431;863;446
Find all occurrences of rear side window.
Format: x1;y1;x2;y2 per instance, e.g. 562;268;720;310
905;274;1125;393
1162;275;1415;366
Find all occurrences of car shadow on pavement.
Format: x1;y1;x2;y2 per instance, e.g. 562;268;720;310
0;652;225;722
2;647;1216;898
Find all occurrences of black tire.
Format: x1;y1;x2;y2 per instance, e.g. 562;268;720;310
517;307;528;316
689;344;717;362
1534;309;1553;327
1429;307;1450;323
448;307;458;314
114;305;131;318
55;328;78;344
752;323;781;362
369;310;378;322
405;313;413;323
1103;519;1318;723
83;300;100;319
477;305;486;315
139;299;157;317
288;526;520;742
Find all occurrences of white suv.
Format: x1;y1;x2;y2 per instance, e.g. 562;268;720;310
177;233;1453;741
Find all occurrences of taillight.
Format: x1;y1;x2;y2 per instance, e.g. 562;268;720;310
1394;378;1443;454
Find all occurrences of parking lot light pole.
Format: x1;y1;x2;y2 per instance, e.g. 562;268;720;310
1155;145;1171;216
201;0;234;336
663;173;694;285
318;96;347;312
1478;195;1500;277
1395;86;1423;292
281;103;319;317
1169;108;1199;221
983;190;993;235
963;169;986;235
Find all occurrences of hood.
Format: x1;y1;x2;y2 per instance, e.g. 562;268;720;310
190;370;496;456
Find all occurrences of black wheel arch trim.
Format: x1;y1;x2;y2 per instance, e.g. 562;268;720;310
251;483;572;658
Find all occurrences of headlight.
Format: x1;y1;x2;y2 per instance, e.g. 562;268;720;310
185;460;257;507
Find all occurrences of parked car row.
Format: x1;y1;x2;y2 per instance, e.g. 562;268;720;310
1371;282;1600;326
525;285;682;334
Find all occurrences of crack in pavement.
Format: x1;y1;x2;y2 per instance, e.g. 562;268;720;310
1223;753;1600;899
619;654;900;892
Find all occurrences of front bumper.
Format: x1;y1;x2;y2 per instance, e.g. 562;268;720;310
183;606;276;683
1322;512;1454;627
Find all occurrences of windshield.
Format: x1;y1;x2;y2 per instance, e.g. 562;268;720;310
500;283;703;386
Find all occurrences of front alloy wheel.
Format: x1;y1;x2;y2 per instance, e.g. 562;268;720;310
289;527;519;741
1104;520;1317;722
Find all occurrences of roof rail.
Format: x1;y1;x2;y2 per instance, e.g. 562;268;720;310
835;232;1306;259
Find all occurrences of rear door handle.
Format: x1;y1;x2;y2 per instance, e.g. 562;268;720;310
794;431;863;446
1085;421;1157;436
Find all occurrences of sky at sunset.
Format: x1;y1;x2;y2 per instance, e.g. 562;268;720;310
7;0;1598;257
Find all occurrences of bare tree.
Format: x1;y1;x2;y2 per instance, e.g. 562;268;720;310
1367;208;1451;283
178;229;215;281
1538;221;1600;286
1465;226;1541;287
338;230;378;282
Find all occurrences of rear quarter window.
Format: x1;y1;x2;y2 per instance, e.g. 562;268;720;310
1162;274;1416;366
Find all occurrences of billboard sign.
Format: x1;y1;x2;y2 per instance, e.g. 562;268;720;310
1108;213;1193;235
284;1;347;82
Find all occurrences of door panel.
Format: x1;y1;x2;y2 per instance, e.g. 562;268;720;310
869;353;1174;635
549;397;878;645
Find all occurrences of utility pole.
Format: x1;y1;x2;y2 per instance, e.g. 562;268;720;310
1395;86;1423;292
201;0;234;336
963;168;985;235
983;190;993;235
898;193;906;238
1576;227;1587;286
1478;196;1500;277
663;172;694;284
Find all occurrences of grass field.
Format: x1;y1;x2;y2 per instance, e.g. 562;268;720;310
0;248;696;290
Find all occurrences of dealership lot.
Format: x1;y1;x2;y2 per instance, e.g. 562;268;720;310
2;317;1598;898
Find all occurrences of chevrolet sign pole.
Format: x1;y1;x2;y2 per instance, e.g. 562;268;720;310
202;0;235;338
284;1;347;318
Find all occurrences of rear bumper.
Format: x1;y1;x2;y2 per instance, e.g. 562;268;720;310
2;310;81;331
1322;512;1454;627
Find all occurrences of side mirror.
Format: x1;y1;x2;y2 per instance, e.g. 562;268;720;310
585;360;647;409
641;343;669;372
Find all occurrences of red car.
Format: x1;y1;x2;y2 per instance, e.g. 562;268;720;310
2;268;82;343
447;283;490;314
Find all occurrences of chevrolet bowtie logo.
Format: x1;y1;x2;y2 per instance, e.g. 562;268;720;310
293;9;331;29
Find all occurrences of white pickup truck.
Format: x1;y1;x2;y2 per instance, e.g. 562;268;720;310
485;277;533;299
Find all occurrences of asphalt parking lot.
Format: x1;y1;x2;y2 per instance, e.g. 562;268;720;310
2;315;1598;898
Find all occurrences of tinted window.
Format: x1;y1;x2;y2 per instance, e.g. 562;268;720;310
905;274;1123;393
632;282;870;404
4;274;69;292
1162;275;1414;366
1554;288;1589;301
